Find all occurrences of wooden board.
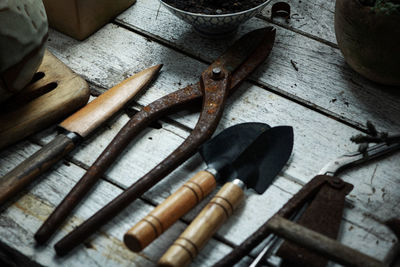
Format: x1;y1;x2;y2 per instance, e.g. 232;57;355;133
259;0;337;46
0;0;399;266
40;19;399;264
115;0;400;133
0;50;90;150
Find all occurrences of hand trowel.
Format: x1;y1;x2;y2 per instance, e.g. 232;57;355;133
124;122;271;252
158;126;294;267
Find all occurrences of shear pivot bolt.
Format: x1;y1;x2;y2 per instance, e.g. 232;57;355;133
212;67;222;79
329;178;344;188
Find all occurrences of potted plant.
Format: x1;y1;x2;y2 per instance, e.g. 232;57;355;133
335;0;400;86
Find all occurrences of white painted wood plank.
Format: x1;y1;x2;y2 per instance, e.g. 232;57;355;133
0;144;245;267
2;91;397;263
25;106;399;259
42;21;400;261
1;133;396;266
259;0;337;46
45;25;400;220
0;1;398;265
45;91;400;224
115;0;400;132
0;144;153;266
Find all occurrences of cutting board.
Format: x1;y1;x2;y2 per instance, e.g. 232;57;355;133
0;50;90;150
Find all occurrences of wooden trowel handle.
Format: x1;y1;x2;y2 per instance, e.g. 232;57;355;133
124;170;217;252
158;182;244;267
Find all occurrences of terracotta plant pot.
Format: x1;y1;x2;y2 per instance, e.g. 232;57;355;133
335;0;400;86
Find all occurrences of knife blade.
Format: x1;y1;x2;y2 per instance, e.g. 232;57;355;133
0;64;162;206
123;122;271;252
158;126;294;267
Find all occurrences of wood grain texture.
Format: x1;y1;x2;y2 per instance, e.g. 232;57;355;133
60;64;162;137
0;0;398;266
42;21;400;263
45;23;400;222
116;0;400;132
159;182;244;267
0;134;75;206
0;141;241;267
0;50;89;149
0;106;397;266
0;143;155;267
259;0;337;46
124;170;216;252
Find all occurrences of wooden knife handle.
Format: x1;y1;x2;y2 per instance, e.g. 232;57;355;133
0;133;76;206
124;170;217;252
158;181;244;267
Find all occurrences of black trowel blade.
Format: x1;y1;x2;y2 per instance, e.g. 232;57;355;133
232;126;294;194
199;122;271;180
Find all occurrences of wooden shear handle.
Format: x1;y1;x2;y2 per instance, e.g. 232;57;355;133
158;182;244;267
124;170;217;252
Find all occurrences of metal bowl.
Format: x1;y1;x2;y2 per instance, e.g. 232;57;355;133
159;0;272;37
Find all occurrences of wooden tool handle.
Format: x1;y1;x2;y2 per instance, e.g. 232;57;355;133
158;181;244;267
124;170;217;252
0;134;76;206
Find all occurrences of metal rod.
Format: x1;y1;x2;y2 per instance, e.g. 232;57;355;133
319;142;400;176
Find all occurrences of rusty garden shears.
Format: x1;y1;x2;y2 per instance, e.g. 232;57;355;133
33;27;277;255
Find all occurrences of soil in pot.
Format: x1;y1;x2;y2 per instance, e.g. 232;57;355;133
162;0;267;14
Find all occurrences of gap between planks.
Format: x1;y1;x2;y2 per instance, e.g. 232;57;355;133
111;19;369;134
10;131;397;264
88;80;195;135
24;77;392;240
255;14;339;49
26;136;395;244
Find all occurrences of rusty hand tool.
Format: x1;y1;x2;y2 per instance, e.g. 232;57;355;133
215;141;400;267
0;65;162;207
158;126;293;267
46;27;276;255
386;218;400;239
124;122;271;252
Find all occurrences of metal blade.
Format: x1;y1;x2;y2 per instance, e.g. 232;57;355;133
199;122;271;180
231;126;294;194
213;27;276;73
318;141;400;176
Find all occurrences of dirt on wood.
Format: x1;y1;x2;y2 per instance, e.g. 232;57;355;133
162;0;268;14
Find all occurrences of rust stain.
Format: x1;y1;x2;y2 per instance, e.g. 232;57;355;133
83;241;96;250
13;193;54;221
12;193;84;232
50;27;277;256
12;194;147;264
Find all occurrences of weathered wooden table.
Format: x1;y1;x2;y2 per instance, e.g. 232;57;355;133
1;0;399;266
